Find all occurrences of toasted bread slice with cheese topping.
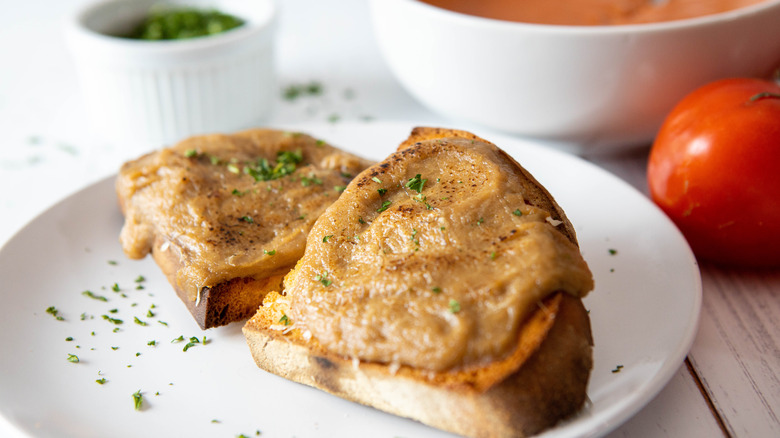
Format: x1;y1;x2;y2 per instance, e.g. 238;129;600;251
243;128;594;437
117;129;372;329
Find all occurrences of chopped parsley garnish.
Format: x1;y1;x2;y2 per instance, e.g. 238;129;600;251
107;260;118;266
322;235;333;243
183;336;204;352
239;215;254;223
513;209;523;216
448;299;461;313
377;188;387;196
184;149;198;158
612;364;624;373
102;315;123;325
358;217;366;224
334;185;347;192
227;163;240;174
132;390;143;411
46;306;64;321
490;251;497;260
413;192;433;210
158;321;169;327
377;200;392;213
477;217;484;225
244;150;302;182
147;309;155;317
279;314;291;326
172;335;185;343
263;249;276;255
128;7;244;41
314;271;332;287
96;378;107;385
66;337;74;341
304;82;322;94
82;290;108;301
371;176;382;184
608;248;618;255
300;174;323;186
432;287;442;294
134;317;148;326
111;283;121;292
67;353;79;363
282;81;323;101
148;340;157;346
405;174;427;193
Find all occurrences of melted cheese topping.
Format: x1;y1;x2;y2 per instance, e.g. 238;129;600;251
117;129;372;302
286;138;594;371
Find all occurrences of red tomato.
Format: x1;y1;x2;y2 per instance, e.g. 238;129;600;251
647;77;780;268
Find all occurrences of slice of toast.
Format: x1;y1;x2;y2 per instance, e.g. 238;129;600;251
116;129;372;329
243;128;594;437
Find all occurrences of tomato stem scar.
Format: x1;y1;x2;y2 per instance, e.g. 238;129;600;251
748;92;780;103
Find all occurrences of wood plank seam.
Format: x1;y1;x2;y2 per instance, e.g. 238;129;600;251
686;356;731;438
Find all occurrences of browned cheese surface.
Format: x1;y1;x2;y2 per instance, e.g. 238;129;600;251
117;129;372;303
285;138;594;372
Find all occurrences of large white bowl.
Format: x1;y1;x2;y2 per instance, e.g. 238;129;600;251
370;0;780;154
66;0;277;148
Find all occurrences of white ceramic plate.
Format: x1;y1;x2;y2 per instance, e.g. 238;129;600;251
0;122;701;438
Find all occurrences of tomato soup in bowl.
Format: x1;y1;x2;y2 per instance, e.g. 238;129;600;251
370;0;780;154
420;0;770;26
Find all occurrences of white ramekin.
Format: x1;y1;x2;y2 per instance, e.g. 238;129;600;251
65;0;277;147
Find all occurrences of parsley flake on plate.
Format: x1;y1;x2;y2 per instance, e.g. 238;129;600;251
82;290;108;301
46;306;64;321
132;390;144;410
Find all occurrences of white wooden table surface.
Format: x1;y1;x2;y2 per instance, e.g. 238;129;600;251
0;1;777;437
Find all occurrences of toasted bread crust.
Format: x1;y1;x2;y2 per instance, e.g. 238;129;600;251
243;292;592;438
150;234;287;328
